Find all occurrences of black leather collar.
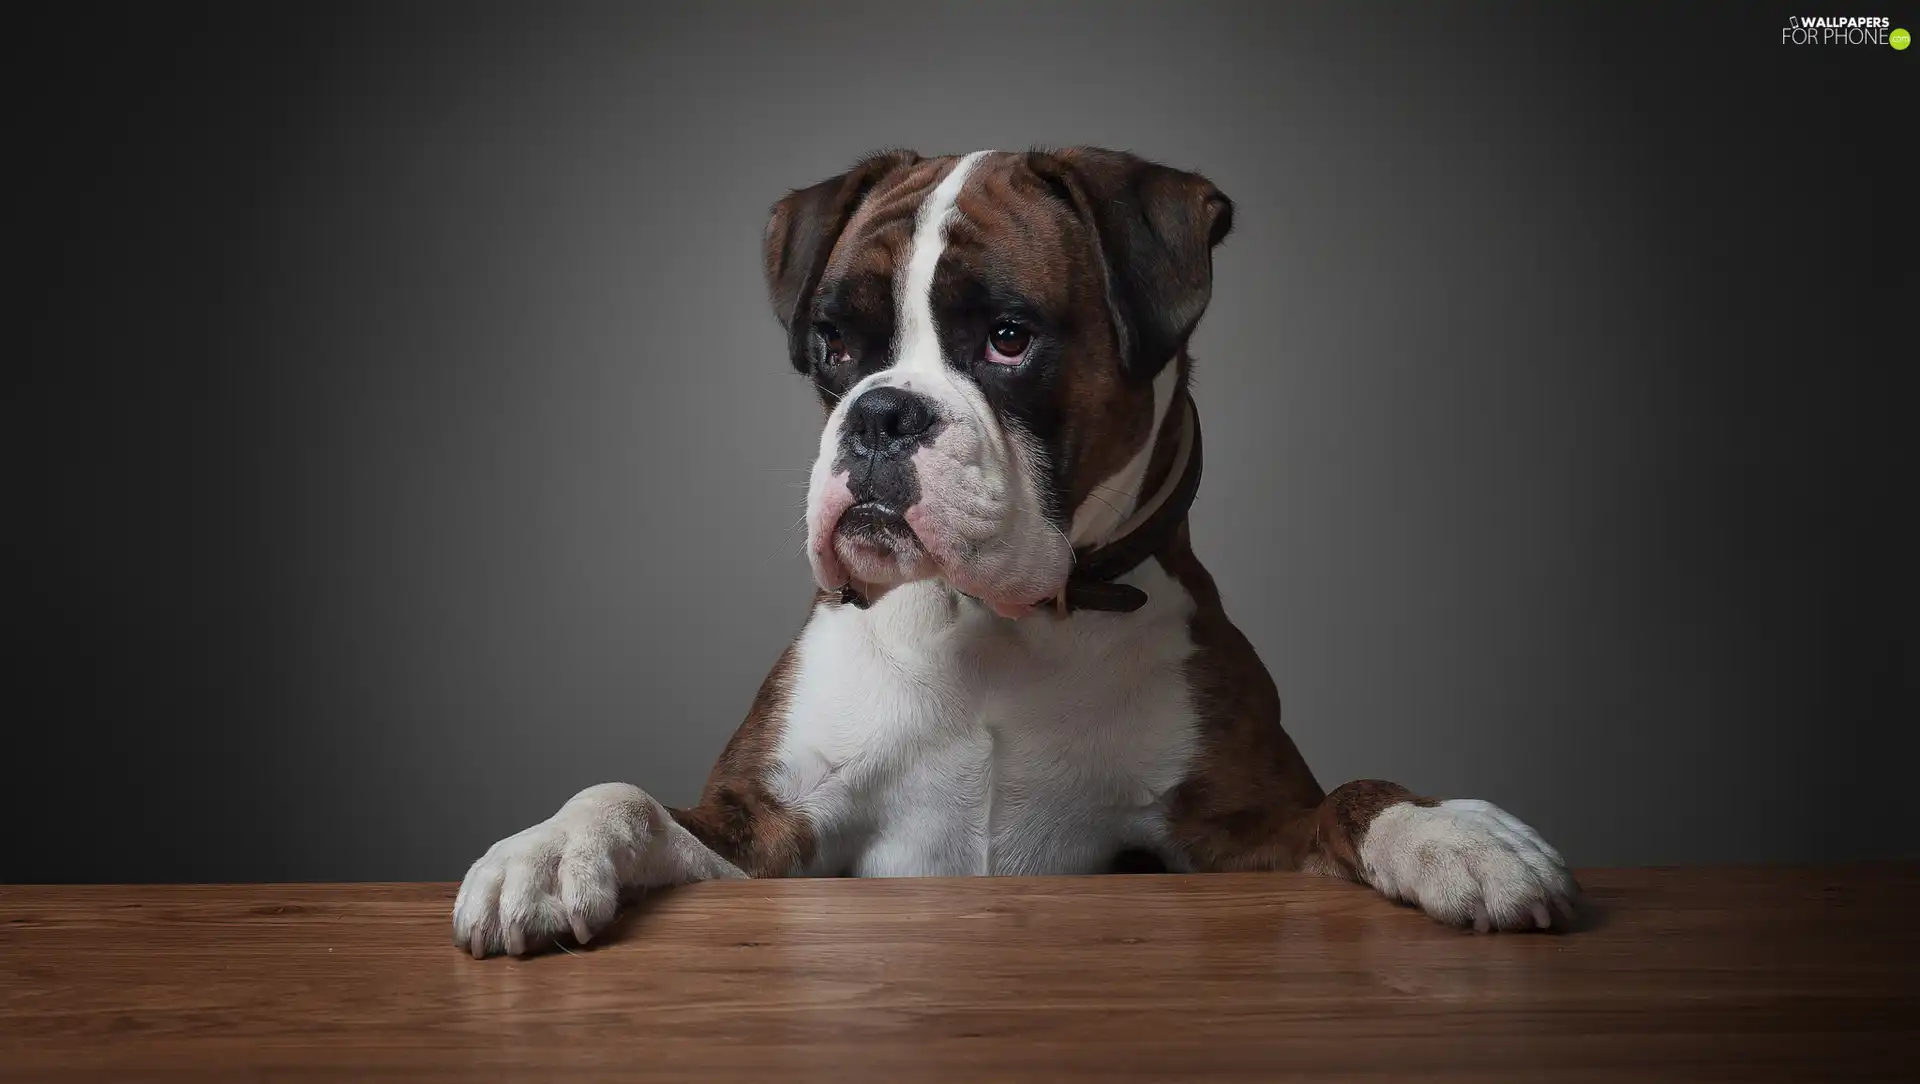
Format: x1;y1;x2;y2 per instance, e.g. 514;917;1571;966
836;395;1201;617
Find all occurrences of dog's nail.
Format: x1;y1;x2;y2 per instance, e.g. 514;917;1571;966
571;915;593;945
1531;902;1551;929
1554;894;1578;925
506;927;526;957
469;929;486;959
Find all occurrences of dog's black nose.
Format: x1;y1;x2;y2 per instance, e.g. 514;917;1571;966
845;386;935;456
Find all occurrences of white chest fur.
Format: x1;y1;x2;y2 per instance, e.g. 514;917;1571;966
771;563;1202;877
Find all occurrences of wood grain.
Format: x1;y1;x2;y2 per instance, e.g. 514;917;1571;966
1;866;1913;1082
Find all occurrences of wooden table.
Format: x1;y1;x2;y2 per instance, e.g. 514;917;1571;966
1;866;1912;1082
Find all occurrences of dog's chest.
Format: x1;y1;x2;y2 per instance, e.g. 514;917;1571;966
773;568;1201;877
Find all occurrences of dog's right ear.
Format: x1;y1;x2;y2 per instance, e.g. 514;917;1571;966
764;150;921;373
1025;148;1233;383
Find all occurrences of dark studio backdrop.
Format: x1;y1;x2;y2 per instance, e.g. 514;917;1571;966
6;2;1912;883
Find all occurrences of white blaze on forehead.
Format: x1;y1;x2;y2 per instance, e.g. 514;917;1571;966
894;150;992;378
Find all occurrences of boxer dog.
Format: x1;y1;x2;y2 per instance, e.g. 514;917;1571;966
453;148;1579;958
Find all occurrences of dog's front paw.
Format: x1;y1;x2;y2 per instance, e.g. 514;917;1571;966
452;782;662;959
1359;798;1578;931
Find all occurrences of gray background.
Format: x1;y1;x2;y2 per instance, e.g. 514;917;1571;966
8;2;1911;882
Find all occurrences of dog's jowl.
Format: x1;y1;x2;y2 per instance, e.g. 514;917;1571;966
453;148;1579;959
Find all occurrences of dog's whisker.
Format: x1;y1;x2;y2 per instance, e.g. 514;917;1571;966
1083;490;1128;520
1046;519;1078;567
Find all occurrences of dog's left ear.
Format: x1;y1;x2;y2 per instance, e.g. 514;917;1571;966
1027;148;1233;381
764;149;922;373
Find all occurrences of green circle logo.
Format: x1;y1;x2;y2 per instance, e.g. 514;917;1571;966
1894;27;1912;49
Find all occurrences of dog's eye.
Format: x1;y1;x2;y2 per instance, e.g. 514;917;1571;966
985;321;1031;365
817;323;848;364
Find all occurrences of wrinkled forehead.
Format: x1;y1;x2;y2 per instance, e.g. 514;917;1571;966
815;152;1077;318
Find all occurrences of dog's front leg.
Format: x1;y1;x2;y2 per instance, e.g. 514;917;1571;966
1174;775;1581;931
1307;781;1581;931
452;782;746;959
1166;602;1580;930
453;643;819;958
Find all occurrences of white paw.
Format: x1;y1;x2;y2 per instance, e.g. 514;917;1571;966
451;783;664;959
1359;798;1579;931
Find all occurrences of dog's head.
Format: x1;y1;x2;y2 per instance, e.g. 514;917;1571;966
765;148;1232;615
